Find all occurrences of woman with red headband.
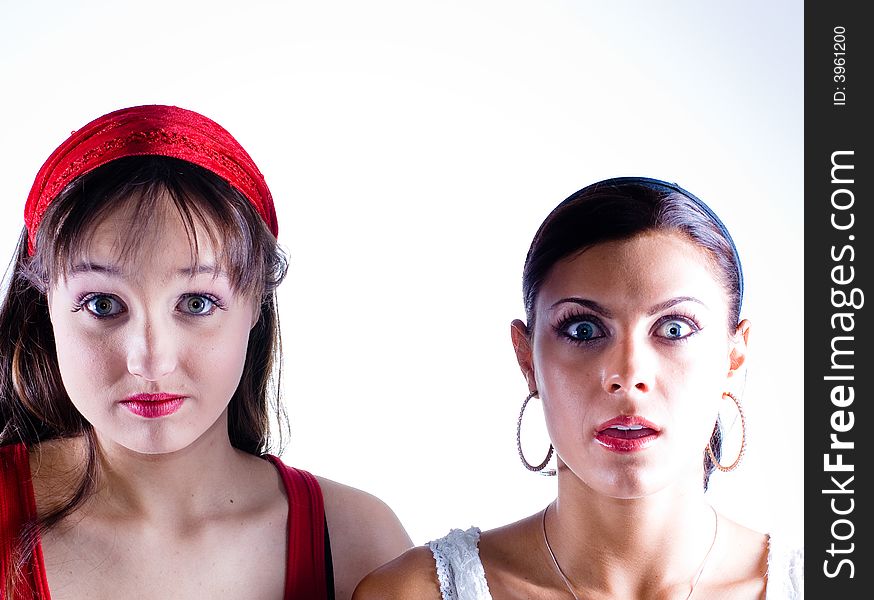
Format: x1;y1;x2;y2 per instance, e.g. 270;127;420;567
0;105;411;599
354;179;803;599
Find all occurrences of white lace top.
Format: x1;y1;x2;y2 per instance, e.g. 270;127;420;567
428;527;803;600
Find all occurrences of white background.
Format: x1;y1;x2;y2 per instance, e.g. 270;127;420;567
0;1;803;546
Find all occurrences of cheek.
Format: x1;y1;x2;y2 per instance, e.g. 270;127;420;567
532;339;602;428
49;309;124;400
666;348;730;438
190;316;252;396
531;329;605;391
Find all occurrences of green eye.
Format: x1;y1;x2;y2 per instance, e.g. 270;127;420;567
179;295;214;315
86;295;123;317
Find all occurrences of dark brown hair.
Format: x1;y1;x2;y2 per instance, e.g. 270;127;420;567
0;155;288;591
520;177;743;489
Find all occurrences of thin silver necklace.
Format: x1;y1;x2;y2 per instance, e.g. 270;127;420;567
541;503;719;600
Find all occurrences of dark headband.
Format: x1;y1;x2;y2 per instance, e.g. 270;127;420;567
577;176;744;314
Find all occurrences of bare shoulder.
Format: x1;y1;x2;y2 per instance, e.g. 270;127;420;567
477;513;550;593
722;515;769;560
316;475;412;551
710;514;771;595
316;475;414;600
352;546;442;600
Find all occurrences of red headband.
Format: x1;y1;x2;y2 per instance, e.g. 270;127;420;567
24;104;278;254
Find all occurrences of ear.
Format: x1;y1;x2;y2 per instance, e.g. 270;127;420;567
249;295;263;330
727;319;751;378
510;319;537;392
45;288;56;323
245;307;256;331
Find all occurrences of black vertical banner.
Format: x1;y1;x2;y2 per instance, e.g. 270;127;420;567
805;0;871;597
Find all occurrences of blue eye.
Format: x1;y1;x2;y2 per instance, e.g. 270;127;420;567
84;295;124;317
656;319;696;339
562;318;605;341
178;294;215;315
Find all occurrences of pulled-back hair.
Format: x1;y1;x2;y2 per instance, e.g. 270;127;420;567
0;155;289;591
520;177;744;489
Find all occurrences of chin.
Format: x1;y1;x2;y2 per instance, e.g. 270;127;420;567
98;427;205;457
126;441;192;455
573;463;676;500
96;407;229;456
597;478;654;500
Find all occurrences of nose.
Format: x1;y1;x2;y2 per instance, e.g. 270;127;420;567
602;334;654;394
126;316;178;381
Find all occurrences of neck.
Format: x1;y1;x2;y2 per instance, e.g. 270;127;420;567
544;470;719;596
45;413;267;526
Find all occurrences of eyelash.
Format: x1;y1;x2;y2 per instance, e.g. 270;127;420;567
652;312;702;342
71;292;227;320
552;310;703;345
178;293;226;316
72;293;124;320
553;312;608;345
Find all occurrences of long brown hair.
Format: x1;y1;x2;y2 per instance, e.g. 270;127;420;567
1;155;289;592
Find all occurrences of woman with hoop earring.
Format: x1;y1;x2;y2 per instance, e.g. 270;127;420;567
354;177;803;599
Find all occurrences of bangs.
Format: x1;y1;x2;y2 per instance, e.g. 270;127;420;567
29;156;283;298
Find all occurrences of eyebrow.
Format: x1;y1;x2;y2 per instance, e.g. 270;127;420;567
176;265;223;277
69;263;224;278
549;296;708;318
646;296;708;315
549;298;614;318
70;262;122;276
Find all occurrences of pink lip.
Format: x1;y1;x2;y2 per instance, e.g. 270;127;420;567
120;393;185;418
594;415;661;452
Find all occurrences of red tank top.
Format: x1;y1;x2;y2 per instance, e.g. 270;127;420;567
0;443;329;599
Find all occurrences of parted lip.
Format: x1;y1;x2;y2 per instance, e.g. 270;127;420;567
121;393;185;403
596;415;661;433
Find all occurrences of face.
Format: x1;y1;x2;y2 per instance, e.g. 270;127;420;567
47;195;258;455
512;231;749;498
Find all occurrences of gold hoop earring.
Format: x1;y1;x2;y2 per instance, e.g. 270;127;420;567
517;390;556;476
707;391;747;472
